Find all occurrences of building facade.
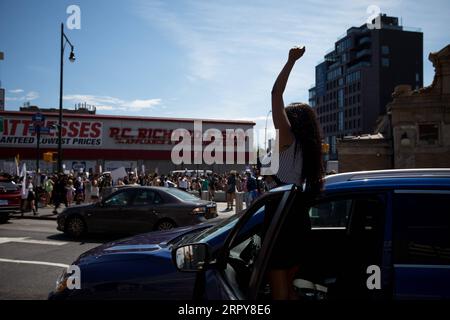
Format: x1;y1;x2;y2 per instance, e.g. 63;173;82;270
0;51;4;111
309;14;423;159
337;44;450;172
0;110;255;175
389;44;450;169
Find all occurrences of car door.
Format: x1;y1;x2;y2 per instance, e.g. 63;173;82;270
86;188;134;233
392;190;450;299
121;189;161;233
198;184;298;300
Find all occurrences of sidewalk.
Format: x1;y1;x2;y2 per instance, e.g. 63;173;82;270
9;206;60;220
10;202;239;221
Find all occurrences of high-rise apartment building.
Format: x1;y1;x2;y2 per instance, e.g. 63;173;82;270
309;14;423;159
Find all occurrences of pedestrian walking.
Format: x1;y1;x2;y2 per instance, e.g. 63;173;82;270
226;171;236;210
208;174;217;201
91;179;100;203
245;171;258;207
44;177;54;207
53;175;68;214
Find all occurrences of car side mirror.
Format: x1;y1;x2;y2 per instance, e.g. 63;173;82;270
173;243;209;272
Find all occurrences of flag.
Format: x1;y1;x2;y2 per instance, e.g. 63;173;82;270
20;163;27;199
19;162;26;177
15;154;20;176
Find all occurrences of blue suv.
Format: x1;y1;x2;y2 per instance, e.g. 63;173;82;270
49;172;450;300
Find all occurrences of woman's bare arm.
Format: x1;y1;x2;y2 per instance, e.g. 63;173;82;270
271;46;305;148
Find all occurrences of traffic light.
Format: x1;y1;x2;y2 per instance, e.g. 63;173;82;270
322;143;330;154
43;152;57;162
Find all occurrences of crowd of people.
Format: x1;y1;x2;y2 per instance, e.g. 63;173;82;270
8;168;270;215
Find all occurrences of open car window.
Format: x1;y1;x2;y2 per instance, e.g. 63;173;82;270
219;185;296;299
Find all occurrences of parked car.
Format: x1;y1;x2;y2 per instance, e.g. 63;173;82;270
0;178;21;223
49;172;450;300
56;186;217;237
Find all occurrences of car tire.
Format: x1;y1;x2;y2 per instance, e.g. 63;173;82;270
0;215;9;224
66;216;86;238
155;219;176;231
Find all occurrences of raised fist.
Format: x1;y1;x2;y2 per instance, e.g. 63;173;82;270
288;46;305;62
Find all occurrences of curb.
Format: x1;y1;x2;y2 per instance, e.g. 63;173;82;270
9;214;58;221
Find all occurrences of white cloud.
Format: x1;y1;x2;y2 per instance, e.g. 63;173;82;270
24;91;39;101
9;89;24;94
125;99;162;109
63;94;125;107
63;94;162;111
5;90;39;102
134;0;438;117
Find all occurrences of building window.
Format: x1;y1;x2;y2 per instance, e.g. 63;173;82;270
382;58;390;67
338;89;344;109
418;123;439;145
338;112;344;131
381;45;389;55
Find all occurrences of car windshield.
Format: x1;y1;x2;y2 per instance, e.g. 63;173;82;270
0;182;19;191
190;205;265;244
188;214;241;244
168;225;213;247
164;188;200;202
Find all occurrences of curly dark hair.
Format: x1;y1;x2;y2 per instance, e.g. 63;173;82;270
285;102;324;194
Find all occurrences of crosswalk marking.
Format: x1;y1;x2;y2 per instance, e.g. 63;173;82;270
0;258;69;268
0;237;67;246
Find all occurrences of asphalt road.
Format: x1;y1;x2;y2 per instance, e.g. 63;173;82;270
0;218;110;299
0;203;236;300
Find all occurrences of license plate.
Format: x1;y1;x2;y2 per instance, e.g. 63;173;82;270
209;207;217;214
0;200;8;206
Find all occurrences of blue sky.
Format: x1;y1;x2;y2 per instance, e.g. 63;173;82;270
1;0;449;140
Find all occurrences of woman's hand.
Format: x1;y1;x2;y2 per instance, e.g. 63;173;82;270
288;46;305;62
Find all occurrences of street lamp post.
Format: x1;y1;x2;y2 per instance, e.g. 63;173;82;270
58;23;76;173
34;124;41;187
264;110;272;152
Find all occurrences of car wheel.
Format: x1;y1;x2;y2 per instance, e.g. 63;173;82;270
0;215;9;224
66;216;86;237
155;219;176;231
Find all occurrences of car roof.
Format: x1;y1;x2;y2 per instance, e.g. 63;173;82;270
325;177;450;193
324;168;450;185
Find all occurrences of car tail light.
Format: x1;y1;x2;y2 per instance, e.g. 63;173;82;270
191;207;207;215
